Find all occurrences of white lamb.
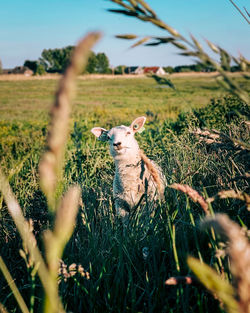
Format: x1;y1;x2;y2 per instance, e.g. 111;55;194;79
91;116;166;220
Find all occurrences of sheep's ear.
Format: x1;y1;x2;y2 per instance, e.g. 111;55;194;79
130;116;146;133
91;127;109;141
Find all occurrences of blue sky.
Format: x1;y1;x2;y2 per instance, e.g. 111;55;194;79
0;0;249;68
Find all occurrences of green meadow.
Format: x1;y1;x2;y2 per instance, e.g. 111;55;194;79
0;75;249;312
0;75;234;123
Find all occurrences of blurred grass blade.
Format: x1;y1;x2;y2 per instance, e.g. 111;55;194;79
0;256;30;313
54;185;81;246
219;48;231;71
201;214;250;312
150;74;176;90
205;39;219;53
171;41;187;50
156;36;175;43
228;0;250;24
107;9;138;16
136;0;157;17
115;34;138;39
187;257;238;313
130;36;151;48
145;36;175;46
40;32;101;312
244;7;250;18
0;167;59;312
45;186;81;275
190;34;202;51
0;303;9;313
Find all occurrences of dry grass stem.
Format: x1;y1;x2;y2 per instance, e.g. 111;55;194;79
188;256;239;313
218;190;250;211
0;167;61;312
192;128;250;151
39;32;101;208
0;303;8;313
202;214;250;313
0;256;29;313
40;32;100;312
170;183;210;215
54;186;81;245
45;186;81;275
58;260;90;283
207;190;250;211
228;0;250;24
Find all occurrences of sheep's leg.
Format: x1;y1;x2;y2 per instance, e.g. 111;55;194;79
115;199;129;226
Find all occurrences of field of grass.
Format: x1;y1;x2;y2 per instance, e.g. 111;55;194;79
0;75;249;313
0;75;238;123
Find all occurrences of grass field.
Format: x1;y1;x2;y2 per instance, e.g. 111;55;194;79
0;74;239;123
0;74;249;313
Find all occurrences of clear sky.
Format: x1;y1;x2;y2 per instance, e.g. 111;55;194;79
0;0;249;68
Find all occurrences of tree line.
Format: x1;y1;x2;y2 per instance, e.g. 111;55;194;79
23;46;110;75
0;45;244;76
163;62;243;74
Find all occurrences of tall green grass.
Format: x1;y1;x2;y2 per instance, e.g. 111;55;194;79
0;78;249;311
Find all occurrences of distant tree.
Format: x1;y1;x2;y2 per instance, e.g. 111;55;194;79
115;65;126;75
230;65;240;72
83;51;110;74
0;59;2;74
96;53;110;73
174;65;190;73
84;51;98;73
24;60;46;75
163;66;174;74
24;60;37;72
35;64;46;75
40;46;74;73
193;62;216;72
38;46;110;74
173;63;216;73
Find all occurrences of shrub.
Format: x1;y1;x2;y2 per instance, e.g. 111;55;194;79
172;95;250;133
163;66;174;74
35;64;46;75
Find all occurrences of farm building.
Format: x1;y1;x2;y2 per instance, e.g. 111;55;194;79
2;66;33;76
124;66;144;74
144;66;166;75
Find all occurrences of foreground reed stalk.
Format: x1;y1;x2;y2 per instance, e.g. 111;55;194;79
39;32;101;312
0;32;101;313
39;32;101;210
202;214;250;313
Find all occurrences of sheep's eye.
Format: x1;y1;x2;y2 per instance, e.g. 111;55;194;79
107;135;111;140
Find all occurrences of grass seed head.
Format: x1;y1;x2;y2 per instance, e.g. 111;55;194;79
170;183;209;215
202;214;250;313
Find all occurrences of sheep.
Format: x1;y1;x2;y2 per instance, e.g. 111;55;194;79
91;116;166;221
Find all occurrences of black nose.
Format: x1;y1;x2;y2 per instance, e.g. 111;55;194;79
113;142;121;147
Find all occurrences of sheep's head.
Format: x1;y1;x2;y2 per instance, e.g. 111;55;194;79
91;117;146;158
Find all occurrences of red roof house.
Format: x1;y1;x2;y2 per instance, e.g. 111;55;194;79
144;67;166;75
